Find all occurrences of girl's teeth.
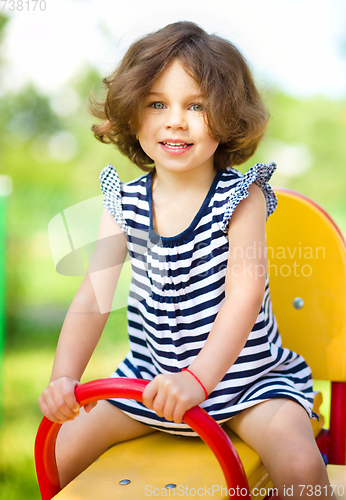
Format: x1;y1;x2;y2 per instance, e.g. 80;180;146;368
164;142;188;148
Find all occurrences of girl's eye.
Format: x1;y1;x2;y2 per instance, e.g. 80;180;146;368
150;102;165;110
190;103;204;112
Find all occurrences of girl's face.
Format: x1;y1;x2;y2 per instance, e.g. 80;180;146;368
137;59;219;177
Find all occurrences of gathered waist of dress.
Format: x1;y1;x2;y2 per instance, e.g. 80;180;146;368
150;285;193;303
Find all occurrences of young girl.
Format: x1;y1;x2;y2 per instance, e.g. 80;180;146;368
39;21;334;497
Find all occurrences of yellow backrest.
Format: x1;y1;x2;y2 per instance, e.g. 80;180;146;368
266;188;346;381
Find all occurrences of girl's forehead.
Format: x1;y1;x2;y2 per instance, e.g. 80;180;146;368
150;59;202;93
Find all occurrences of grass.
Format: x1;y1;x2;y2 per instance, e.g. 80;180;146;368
1;349;58;500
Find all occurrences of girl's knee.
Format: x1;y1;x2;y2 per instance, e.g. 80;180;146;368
278;445;328;488
292;452;325;481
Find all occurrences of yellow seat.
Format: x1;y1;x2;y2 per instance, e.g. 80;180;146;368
37;188;346;499
325;465;346;500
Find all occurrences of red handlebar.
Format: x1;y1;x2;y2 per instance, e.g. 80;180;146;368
35;378;250;499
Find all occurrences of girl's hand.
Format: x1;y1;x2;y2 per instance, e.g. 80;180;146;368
38;376;97;424
142;371;206;424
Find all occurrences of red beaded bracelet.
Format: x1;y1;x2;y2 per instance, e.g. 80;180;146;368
182;368;208;400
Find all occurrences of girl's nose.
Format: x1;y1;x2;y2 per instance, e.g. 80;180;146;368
164;106;187;130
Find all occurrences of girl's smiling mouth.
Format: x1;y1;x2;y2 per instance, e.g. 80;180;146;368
159;139;193;155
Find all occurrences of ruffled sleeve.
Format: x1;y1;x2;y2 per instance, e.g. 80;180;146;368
99;164;128;234
221;162;277;233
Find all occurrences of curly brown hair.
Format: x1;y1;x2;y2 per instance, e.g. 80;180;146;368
90;21;269;172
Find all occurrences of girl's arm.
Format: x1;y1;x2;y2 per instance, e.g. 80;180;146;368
188;183;267;390
39;209;128;423
143;183;267;423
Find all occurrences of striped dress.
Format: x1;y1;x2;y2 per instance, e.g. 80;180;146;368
99;162;315;436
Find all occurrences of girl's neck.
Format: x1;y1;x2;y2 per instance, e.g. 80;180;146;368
150;164;218;238
152;165;217;201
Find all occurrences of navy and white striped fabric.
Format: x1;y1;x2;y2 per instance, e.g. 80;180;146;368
99;162;315;436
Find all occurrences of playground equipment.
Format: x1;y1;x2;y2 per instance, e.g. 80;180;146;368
35;188;346;498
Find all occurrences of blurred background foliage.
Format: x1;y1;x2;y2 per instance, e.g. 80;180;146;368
0;9;345;500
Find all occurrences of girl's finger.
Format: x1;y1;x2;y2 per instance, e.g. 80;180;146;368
161;398;177;422
142;378;159;409
38;398;61;423
44;383;80;420
52;398;79;421
39;395;78;423
60;378;81;413
172;400;190;424
151;388;167;418
84;401;98;413
53;390;80;418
